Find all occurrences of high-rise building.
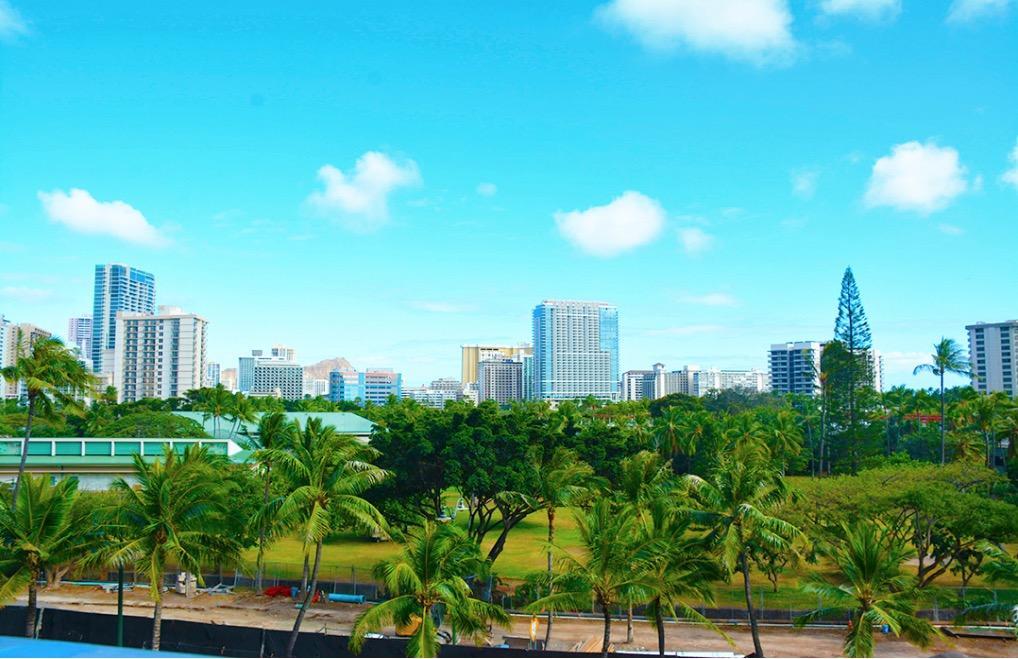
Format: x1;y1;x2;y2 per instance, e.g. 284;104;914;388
477;359;524;405
113;306;207;403
92;264;155;375
220;367;238;392
967;320;1017;397
204;361;221;388
328;369;362;403
67;314;92;366
769;342;824;396
251;361;303;400
532;300;619;402
621;369;656;401
461;345;532;387
360;368;402;406
271;344;296;362
303;376;329;398
2;320;53;399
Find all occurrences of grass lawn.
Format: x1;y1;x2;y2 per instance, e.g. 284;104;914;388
250;505;1018;611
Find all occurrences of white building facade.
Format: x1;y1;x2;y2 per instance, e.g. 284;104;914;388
968;320;1017;397
113;306;207;403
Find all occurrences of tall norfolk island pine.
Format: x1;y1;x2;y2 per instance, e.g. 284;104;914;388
833;267;873;473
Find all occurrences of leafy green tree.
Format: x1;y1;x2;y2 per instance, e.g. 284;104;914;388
104;411;209;438
246;412;299;592
350;522;510;657
1;335;95;502
913;338;971;465
528;500;656;657
685;440;799;658
796;522;938;657
188;384;234;437
98;446;242;650
0;475;83;637
263;418;389;657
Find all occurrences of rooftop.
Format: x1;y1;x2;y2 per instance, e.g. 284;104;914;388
172;411;375;440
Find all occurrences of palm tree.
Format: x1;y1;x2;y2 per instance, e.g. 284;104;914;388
0;475;82;637
528;500;657;657
763;410;803;475
637;496;728;656
192;384;234;437
960;393;1007;468
263;418;389;657
350;522;510;657
796;523;938;657
227;394;259;439
684;440;798;658
535;447;600;647
99;446;241;650
1;335;95;502
246;412;299;592
913;338;971;465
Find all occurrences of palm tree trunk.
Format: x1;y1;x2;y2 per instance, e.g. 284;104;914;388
600;600;612;657
740;552;764;658
152;597;163;650
626;605;634;643
11;394;36;504
940;371;946;465
544;506;554;647
287;540;323;657
300;553;309;596
654;597;666;656
255;466;271;593
25;577;37;638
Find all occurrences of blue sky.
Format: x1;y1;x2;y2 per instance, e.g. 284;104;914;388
1;0;1016;388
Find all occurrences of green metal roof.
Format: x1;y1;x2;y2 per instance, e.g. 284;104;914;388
172;411;375;440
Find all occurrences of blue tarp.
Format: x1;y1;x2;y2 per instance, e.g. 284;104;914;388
0;636;202;658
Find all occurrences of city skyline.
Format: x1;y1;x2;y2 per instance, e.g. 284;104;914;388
1;2;1016;389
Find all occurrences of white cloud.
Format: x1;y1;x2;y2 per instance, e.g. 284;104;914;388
863;141;969;215
819;0;901;21
1002;140;1018;189
554;190;665;257
595;0;796;64
306;151;421;232
679;292;738;306
38;188;168;246
476;182;497;197
0;286;53;302
0;1;28;41
947;0;1013;23
791;168;819;199
678;226;714;254
938;223;964;236
409;301;471;313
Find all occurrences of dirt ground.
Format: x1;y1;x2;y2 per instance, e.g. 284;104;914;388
15;585;1017;658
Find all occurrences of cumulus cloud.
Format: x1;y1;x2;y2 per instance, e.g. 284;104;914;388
819;0;901;21
554;190;665;257
595;0;796;64
1001;140;1018;189
678;226;714;254
679;292;738;306
306;151;421;232
791;169;819;199
0;1;28;41
476;182;497;197
947;0;1013;23
863;141;969;215
38;188;168;246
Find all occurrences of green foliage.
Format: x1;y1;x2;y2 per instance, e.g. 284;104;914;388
103;411;209;438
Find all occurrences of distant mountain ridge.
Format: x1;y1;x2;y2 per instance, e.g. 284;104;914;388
303;357;354;380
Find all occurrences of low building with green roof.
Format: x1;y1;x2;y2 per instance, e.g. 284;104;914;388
0;437;243;490
171;411;375;441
